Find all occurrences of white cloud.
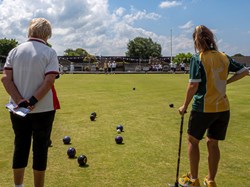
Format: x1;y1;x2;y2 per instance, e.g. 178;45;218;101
173;34;194;54
159;1;182;8
0;0;190;56
115;7;126;17
123;9;161;25
179;21;194;34
219;41;240;55
179;21;193;30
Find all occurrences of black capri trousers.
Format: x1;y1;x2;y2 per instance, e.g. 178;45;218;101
10;110;55;171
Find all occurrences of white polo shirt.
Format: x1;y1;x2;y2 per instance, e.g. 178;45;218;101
4;38;60;113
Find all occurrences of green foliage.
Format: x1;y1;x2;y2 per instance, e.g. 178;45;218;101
173;52;193;64
126;37;162;58
0;38;18;56
64;48;88;56
64;48;96;63
83;55;97;63
232;53;244;57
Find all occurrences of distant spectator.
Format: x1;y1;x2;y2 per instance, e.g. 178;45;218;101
173;62;177;73
70;62;74;73
95;62;99;72
111;61;116;73
59;64;64;74
170;62;174;72
180;61;186;73
103;61;108;74
170;62;176;73
108;61;112;73
151;64;156;71
157;63;162;71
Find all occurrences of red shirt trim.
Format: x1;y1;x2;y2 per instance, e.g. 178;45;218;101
51;85;60;110
45;71;59;76
4;67;13;70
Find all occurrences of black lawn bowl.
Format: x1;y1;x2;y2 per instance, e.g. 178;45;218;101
91;112;97;118
169;103;174;108
90;114;96;121
115;135;123;144
116;125;124;132
63;136;71;144
133;87;136;90
67;147;76;158
77;155;87;166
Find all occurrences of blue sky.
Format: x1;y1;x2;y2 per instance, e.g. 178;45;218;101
0;0;249;56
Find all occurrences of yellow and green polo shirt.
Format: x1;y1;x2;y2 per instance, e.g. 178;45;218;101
189;50;246;113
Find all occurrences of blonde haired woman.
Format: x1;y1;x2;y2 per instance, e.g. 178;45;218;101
2;18;60;187
178;25;248;187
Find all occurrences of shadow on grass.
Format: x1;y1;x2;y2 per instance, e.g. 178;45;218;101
64;143;72;145
116;142;125;145
68;156;77;159
79;164;89;168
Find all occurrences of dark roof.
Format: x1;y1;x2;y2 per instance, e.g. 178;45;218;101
232;56;250;66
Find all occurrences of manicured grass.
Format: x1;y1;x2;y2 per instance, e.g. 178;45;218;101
0;74;249;186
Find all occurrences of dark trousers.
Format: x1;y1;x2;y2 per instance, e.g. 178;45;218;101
10;110;55;171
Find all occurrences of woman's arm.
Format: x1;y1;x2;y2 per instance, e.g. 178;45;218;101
179;82;199;116
1;69;23;104
227;69;249;84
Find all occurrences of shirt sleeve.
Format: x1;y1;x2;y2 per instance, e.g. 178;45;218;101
227;56;246;73
45;48;59;75
189;54;201;83
4;48;15;69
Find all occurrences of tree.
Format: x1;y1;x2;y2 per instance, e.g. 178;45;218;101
0;38;18;56
173;52;193;64
232;53;244;57
64;48;96;63
126;37;162;59
83;54;96;63
64;48;89;56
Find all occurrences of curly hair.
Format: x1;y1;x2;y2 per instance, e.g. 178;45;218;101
192;25;218;53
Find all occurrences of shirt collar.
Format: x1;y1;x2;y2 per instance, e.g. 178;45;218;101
28;37;47;44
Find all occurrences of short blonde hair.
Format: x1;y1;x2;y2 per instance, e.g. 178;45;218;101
192;25;218;53
28;18;52;40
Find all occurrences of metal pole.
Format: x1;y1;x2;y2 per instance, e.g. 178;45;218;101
170;29;173;63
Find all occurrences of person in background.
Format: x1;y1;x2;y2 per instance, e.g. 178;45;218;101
170;61;174;73
111;60;116;73
59;63;64;75
173;62;177;73
178;25;248;187
1;17;60;187
180;61;186;73
103;61;108;74
95;62;99;73
108;61;112;74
